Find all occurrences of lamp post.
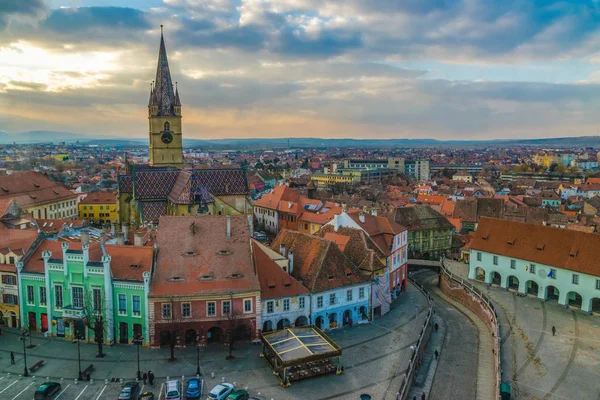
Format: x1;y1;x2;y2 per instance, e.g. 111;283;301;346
133;333;143;380
195;333;201;376
74;334;83;380
19;329;29;377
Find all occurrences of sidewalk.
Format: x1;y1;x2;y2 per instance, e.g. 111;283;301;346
407;315;445;400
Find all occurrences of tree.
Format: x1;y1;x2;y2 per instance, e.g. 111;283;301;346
85;291;107;358
224;306;244;360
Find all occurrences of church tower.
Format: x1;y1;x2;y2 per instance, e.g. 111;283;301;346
148;25;184;169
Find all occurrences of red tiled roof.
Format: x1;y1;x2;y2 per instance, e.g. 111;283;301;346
0;171;77;208
0;229;38;264
0;198;14;217
471;217;600;276
151;215;260;297
322;232;351;251
253;242;308;299
253;185;300;211
79;192;116;204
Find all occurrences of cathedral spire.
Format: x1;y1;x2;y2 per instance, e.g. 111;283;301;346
174;81;181;106
153;24;176;116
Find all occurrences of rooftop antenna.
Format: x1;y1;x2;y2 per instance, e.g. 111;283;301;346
160;24;163;35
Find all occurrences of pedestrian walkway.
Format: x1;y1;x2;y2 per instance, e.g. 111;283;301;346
407;315;446;400
429;281;496;400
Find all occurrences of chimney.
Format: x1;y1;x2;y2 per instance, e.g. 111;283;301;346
288;251;294;274
280;243;286;257
371;209;378;217
116;232;125;246
333;214;341;232
226;215;231;238
359;212;365;223
247;214;254;237
363;205;368;213
100;230;107;246
122;223;129;243
134;232;144;247
80;230;89;246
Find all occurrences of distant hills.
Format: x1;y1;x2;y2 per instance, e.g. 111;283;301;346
1;130;600;149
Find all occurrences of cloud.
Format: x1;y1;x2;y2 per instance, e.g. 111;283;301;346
41;6;150;33
0;0;46;26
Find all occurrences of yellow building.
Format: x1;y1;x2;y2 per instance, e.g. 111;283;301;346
532;153;559;168
311;173;360;188
51;153;70;162
78;192;118;224
0;171;78;219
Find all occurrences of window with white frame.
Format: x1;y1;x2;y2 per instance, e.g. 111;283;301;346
283;298;290;312
39;286;47;306
92;288;102;312
181;302;191;318
317;296;323;308
510;259;516;269
118;294;127;315
55;285;63;309
572;274;579;285
207;301;216;316
72;286;84;308
596;279;600;290
222;300;231;315
359;287;365;299
529;264;536;274
329;293;336;305
346;289;353;302
267;301;274;314
244;299;252;313
162;303;171;319
133;295;141;316
26;285;35;304
477;252;482;261
298;297;305;309
493;255;498;265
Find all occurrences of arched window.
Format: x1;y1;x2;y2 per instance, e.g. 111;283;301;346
164;122;170;133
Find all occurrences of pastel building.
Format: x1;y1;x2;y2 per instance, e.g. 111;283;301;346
18;238;154;344
469;218;600;313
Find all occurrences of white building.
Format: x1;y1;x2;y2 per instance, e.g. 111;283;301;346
469;218;600;313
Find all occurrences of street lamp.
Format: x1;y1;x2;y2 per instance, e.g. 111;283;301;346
195;333;201;376
18;329;29;377
74;334;84;380
133;333;143;380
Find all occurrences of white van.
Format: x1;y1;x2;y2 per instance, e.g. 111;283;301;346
165;380;182;400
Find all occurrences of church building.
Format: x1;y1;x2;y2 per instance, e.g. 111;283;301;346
116;27;250;229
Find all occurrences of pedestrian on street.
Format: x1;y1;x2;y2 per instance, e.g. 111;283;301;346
148;370;154;385
552;326;556;336
434;350;439;360
434;323;439;332
421;392;426;400
10;352;15;364
413;396;417;400
143;372;148;385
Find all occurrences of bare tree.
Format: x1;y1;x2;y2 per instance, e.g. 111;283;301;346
224;307;244;360
85;291;107;358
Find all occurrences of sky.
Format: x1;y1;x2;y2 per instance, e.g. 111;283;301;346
2;0;600;140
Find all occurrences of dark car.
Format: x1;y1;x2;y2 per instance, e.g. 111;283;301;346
185;378;202;399
227;390;249;400
139;392;155;400
34;382;61;400
118;381;141;400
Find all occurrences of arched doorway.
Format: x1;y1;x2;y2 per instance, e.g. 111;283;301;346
591;298;600;313
207;327;223;344
526;281;539;296
185;328;197;344
328;313;337;329
295;316;309;327
546;286;559;301
507;276;519;291
567;292;582;308
235;325;252;341
262;320;273;332
315;316;324;329
491;271;501;286
475;267;485;281
160;330;172;347
277;318;290;330
359;306;368;320
343;310;352;326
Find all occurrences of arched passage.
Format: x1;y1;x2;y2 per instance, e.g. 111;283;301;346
262;320;273;332
328;313;338;328
526;280;539;296
315;316;324;329
507;275;519;291
491;271;501;286
546;286;559;301
159;330;172;347
343;309;352;326
277;318;290;330
591;298;600;313
185;328;197;344
475;267;485;281
235;324;252;341
294;316;309;327
207;327;223;344
567;292;582;309
359;306;368;321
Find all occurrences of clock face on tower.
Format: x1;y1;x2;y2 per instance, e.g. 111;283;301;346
161;132;173;144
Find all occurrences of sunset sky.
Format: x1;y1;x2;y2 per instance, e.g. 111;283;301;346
2;0;600;140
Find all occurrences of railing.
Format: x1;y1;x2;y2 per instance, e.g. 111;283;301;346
396;275;434;400
440;260;501;400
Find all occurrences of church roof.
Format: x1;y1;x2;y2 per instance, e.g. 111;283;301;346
168;170;214;205
192;168;248;196
151;27;177;116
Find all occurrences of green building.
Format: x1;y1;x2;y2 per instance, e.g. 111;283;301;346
17;238;154;345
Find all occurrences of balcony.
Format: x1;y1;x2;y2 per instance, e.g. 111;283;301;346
62;305;87;320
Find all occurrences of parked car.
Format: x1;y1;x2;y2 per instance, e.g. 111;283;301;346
34;382;61;400
186;378;203;399
139;392;155;400
165;379;182;400
253;231;267;241
207;383;234;400
118;381;140;400
227;390;249;400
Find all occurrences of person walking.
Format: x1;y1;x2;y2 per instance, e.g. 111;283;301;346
421;392;426;400
434;350;439;360
143;372;148;385
552;326;556;336
434;323;439;333
148;370;154;385
10;351;15;364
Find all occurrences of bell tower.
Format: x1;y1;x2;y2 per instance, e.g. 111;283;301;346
148;25;184;169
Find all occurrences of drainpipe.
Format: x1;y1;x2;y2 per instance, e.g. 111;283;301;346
143;271;151;345
102;255;114;344
16;262;24;329
61;242;69;277
42;250;53;336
